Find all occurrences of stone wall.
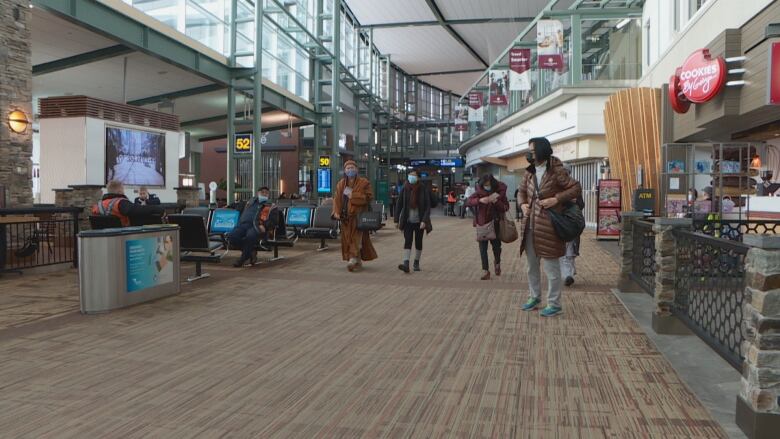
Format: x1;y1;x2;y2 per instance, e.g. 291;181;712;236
175;187;200;209
618;212;644;292
54;185;104;231
0;0;33;206
652;218;692;335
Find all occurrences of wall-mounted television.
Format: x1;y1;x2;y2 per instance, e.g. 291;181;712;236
105;126;165;186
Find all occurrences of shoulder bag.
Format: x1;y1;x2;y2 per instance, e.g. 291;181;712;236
475;219;496;241
497;209;518;243
535;179;585;242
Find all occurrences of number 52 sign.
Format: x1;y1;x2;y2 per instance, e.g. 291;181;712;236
234;134;252;154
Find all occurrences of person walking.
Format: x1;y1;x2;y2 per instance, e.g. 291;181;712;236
559;164;585;287
518;137;582;317
332;160;378;271
467;174;509;280
394;169;432;273
461;182;476;219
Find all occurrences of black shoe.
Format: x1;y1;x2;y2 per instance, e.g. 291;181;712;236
249;251;258;265
398;261;410;273
413;261;421;272
233;258;246;268
565;276;575;286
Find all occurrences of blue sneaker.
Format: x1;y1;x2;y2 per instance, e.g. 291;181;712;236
521;297;541;311
540;306;563;317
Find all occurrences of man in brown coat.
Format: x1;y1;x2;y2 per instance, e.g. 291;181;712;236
332;160;378;271
518;137;581;317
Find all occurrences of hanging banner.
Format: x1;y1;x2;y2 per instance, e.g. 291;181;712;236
489;70;509;105
454;103;469;131
770;42;780;104
537;20;564;70
467;91;483;123
509;48;532;91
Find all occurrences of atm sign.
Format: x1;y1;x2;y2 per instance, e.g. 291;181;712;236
639;192;652;199
319;155;331;167
235;134;252;154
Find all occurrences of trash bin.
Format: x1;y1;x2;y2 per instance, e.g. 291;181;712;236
78;224;180;314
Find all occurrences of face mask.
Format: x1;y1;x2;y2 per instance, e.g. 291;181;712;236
526;153;535;166
345;169;358;178
408;175;418;184
483;185;492;192
257;195;268;203
688;194;695;202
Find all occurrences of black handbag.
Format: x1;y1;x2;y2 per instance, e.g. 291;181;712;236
357;203;382;231
535;179;585;242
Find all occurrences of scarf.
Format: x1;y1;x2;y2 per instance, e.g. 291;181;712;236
406;182;420;209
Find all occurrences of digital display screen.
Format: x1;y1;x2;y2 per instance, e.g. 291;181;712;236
409;159;428;167
105;126;166;186
318;168;332;194
439;158;465;167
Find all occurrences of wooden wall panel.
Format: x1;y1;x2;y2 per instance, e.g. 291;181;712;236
604;88;662;212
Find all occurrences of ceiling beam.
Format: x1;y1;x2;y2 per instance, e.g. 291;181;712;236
181;108;277;128
127;84;225;106
365;17;534;29
413;68;485;77
422;0;489;68
32;45;134;76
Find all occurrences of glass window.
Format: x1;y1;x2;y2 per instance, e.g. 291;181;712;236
131;0;180;29
581;18;641;81
185;1;223;53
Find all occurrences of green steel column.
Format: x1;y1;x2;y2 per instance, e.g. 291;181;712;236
331;0;342;191
571;14;582;85
226;0;238;203
252;0;264;193
313;0;324;199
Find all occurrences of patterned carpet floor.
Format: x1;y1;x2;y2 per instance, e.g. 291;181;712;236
0;216;725;438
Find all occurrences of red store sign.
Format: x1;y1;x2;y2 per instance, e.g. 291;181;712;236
669;49;727;113
768;42;780;105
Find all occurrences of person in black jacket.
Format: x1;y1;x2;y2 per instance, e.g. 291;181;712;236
92;180;164;227
227;187;278;267
394;169;432;273
134;186;161;205
560;164;585;286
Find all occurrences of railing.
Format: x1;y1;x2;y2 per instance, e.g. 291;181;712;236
630;220;656;296
0;207;81;273
692;219;780;241
672;229;749;370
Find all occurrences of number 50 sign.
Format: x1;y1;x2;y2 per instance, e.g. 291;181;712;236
234;134;252;154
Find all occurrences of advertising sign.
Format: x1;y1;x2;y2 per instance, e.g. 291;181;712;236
454;103;469;131
317;168;332;194
234;133;252;154
597;209;621;237
669;49;727;113
210;209;240;234
598;179;622;208
597;179;622;239
286;207;313;226
439;158;465;168
489;70;509;105
769;42;780;104
537;20;564;70
467;91;484;122
126;236;174;293
509;48;532;91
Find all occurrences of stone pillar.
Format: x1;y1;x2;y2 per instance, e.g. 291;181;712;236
175;187;200;209
618;212;646;292
652;218;693;335
54;185;104;231
0;1;33;206
737;234;780;439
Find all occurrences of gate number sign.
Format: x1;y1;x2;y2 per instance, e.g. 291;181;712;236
319;155;331;167
235;134;252;154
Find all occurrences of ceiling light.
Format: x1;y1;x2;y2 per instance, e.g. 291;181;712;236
616;18;631;30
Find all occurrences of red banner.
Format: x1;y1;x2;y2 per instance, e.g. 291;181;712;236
468;91;483;110
598;179;622;208
597;209;621;236
770;42;780;105
538;54;563;70
509;48;531;74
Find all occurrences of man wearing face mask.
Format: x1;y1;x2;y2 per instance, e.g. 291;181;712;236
518;137;581;317
227;186;277;267
332;160;378;271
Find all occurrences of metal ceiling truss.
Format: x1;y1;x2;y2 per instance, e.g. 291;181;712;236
423;0;488;67
365;16;534;29
32;44;133;76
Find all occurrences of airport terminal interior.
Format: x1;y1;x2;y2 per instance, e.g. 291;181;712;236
3;0;780;437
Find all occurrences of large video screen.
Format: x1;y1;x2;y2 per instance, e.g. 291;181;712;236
105;126;165;186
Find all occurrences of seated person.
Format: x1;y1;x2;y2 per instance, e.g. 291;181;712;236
134;185;161;205
227;186;278;267
93;180;164;227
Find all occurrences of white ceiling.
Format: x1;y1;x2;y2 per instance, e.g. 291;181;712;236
31;8;117;64
344;0;557;94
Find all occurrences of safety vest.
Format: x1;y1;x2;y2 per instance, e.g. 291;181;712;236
92;198;130;227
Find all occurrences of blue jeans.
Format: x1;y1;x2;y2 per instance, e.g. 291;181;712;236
228;223;263;260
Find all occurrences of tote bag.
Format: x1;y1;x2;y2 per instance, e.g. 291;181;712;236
356;203;382;231
498;212;518;243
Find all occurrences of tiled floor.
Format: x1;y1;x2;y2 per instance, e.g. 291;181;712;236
0;216;726;438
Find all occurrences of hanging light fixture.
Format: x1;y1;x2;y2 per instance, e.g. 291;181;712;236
7;109;29;134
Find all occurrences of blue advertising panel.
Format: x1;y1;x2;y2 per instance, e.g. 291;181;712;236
126;236;175;293
286;207;313;227
210;209;240;234
439;158;465;167
318;168;332;193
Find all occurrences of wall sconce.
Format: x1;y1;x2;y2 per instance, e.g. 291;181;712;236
8;109;30;134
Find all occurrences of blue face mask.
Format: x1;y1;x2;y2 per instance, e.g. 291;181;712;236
257;195;269;203
408;175;418;184
483;185;492;192
345;169;358;178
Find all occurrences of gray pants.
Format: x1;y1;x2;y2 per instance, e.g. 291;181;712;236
560;241;577;279
526;233;563;308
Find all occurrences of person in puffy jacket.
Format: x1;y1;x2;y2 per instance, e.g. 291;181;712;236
467;174;509;280
518;137;581;317
394;169;432;273
227;187;278;267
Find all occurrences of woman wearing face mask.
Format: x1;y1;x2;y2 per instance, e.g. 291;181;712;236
332;160;378;271
467;174;509;280
518;137;582;317
394;169;432;273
